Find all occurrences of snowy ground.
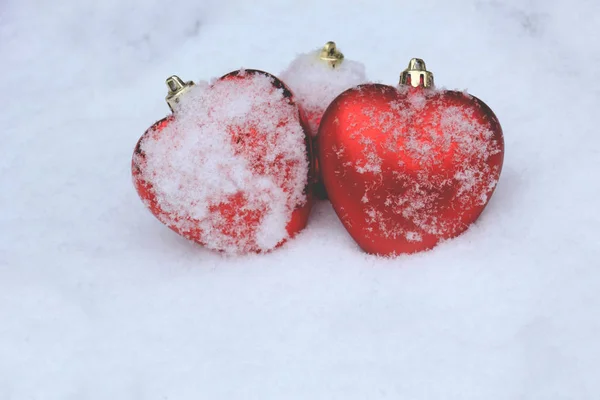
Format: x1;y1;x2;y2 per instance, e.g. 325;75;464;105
2;0;600;398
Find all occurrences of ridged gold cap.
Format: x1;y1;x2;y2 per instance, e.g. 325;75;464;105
399;58;434;88
165;75;195;112
319;41;344;68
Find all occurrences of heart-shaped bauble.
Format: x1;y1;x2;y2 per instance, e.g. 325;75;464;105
132;69;313;255
318;61;504;256
280;41;367;199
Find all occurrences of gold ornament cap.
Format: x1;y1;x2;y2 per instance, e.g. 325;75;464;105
399;58;434;88
319;41;344;68
165;75;194;112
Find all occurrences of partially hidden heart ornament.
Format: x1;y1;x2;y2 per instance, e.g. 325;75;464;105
132;69;313;255
280;41;368;199
318;58;504;256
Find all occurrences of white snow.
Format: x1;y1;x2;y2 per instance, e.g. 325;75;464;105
2;0;600;399
280;44;367;136
134;72;308;254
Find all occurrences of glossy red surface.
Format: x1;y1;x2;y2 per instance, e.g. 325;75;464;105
318;84;504;256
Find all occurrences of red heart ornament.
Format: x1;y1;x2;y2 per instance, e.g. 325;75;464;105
132;69;313;255
318;59;504;256
280;41;368;199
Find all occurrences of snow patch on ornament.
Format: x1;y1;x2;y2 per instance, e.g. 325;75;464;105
280;49;367;135
135;72;309;255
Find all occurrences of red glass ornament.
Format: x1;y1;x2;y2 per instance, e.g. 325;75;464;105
132;69;314;254
318;59;504;256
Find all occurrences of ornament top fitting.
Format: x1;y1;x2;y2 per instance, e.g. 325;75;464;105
165;75;195;112
319;41;344;68
399;58;434;88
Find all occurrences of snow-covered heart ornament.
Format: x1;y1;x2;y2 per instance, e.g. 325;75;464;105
318;58;504;256
280;41;367;198
132;70;313;255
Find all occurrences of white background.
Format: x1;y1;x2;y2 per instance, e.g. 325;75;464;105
1;0;599;398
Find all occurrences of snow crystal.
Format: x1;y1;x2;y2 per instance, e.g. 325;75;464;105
133;71;309;255
405;231;423;242
280;46;368;136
